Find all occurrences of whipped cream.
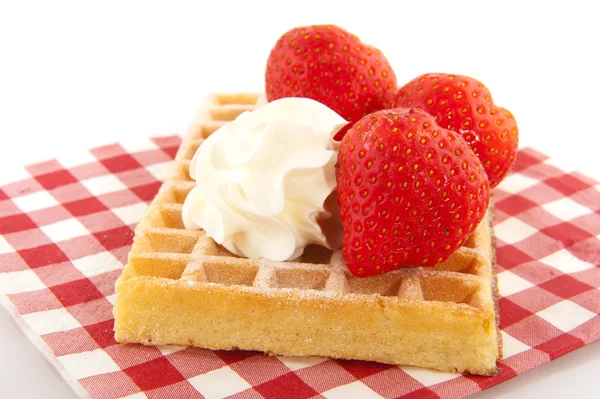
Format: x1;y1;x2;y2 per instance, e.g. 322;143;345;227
182;97;347;261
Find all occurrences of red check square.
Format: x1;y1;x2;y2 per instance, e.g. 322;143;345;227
124;357;186;391
496;245;535;271
35;169;78;190
18;243;69;269
541;222;593;246
131;181;162;202
0;213;37;234
93;226;134;251
539;275;596;299
398;387;440;399
495;194;538;216
498;298;533;329
63;197;108;217
336;359;394;380
0;188;8;201
101;154;142;174
215;350;258;365
536;333;585;360
255;372;319;399
545;173;592;196
85;319;118;348
50;278;105;307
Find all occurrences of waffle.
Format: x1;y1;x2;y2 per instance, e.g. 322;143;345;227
113;93;502;376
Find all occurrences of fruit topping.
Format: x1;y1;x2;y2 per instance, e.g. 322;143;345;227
394;73;518;187
265;24;397;139
337;108;490;277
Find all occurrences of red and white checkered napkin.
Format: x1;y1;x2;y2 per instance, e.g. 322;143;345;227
1;137;599;399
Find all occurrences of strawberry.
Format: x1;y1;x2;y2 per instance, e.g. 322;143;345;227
265;24;397;136
394;73;518;187
337;108;490;277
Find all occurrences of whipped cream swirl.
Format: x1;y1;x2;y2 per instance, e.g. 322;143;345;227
182;97;347;261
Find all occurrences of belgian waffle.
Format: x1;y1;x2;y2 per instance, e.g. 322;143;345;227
113;93;502;375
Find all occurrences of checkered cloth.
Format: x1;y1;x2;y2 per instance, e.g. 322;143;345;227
1;137;599;399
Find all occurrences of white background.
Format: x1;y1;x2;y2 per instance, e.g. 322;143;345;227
1;1;599;398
